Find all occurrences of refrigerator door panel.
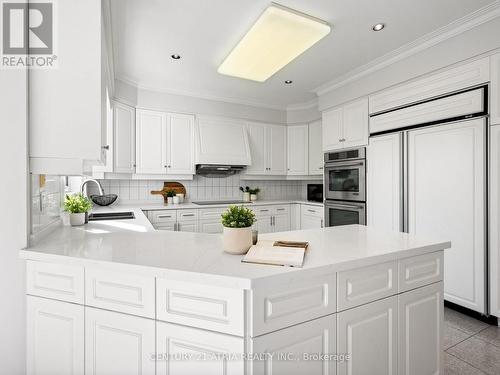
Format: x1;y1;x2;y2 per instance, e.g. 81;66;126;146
366;133;403;232
407;118;486;313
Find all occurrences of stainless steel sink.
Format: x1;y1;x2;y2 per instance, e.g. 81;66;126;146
88;212;135;221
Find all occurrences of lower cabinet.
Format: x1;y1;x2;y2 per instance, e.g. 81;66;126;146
337;296;398;375
27;296;84;375
398;282;443;375
300;204;324;229
156;321;245;375
85;307;156;375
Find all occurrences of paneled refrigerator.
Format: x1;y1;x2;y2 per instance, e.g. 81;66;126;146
367;87;488;314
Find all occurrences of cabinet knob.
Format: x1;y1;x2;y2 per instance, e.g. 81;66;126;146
102;145;110;150
167;165;171;168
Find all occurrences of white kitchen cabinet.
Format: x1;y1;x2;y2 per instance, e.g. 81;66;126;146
253;212;274;234
199;207;226;233
135;109;167;174
29;0;104;174
176;219;198;232
287;125;309;175
273;212;291;232
27;296;84;375
157;321;245;375
113;102;136;173
167;113;195;174
366;133;402;232
250;315;336;375
491;53;500;125
489;125;500;318
300;204;324;229
398;282;443;375
308;120;323;175
322;98;368;151
85;307;155;375
252;205;290;233
337;296;398;375
246;122;287;175
408;119;485;313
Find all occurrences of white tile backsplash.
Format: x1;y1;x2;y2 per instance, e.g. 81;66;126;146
97;175;318;204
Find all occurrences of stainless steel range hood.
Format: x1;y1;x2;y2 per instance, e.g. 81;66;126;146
195;164;246;177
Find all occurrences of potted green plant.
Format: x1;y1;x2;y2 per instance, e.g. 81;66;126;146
164;189;176;205
239;186;251;202
249;187;260;201
63;193;92;226
221;205;256;254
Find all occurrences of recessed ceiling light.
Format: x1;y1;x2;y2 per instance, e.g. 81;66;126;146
285;80;293;84
218;4;331;82
372;23;385;32
171;54;181;60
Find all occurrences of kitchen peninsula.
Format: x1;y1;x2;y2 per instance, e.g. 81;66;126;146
21;210;449;375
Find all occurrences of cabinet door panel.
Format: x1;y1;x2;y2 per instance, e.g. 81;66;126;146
135;109;167;174
342;98;369;149
322;107;343;151
366;133;402;232
337;296;398;375
85;307;155;375
27;296;84;375
408;119;485;313
273;214;290;232
246;122;267;174
491;53;500;125
287;125;309;175
253;214;273;234
177;220;198;232
167;113;194;174
308;120;323;175
398;282;443;375
199;220;224;233
114;102;136;173
267;125;287;175
490;125;500;317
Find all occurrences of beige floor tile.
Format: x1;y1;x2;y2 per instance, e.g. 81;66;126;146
447;337;500;375
444;308;489;335
444;352;486;375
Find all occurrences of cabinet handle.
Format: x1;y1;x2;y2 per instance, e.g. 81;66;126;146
277;208;285;211
168;165;171;168
319;166;324;169
308;209;316;213
182;213;195;217
321;219;324;228
260;209;269;212
102;145;110;150
158;214;172;218
270;216;273;226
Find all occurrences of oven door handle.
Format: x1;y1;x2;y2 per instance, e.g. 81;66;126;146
325;203;365;210
324;160;365;168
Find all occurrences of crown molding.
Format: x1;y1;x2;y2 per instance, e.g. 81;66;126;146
115;76;289;111
286;98;318;111
314;1;500;96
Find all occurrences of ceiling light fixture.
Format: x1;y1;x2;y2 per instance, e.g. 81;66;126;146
372;23;385;32
218;4;331;82
171;54;181;60
285;80;293;84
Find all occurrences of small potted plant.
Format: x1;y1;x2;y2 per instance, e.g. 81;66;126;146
164;190;176;205
239;186;251;202
249;187;260;201
221;205;256;254
63;193;92;226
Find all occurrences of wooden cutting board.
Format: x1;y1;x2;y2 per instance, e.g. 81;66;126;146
151;182;186;203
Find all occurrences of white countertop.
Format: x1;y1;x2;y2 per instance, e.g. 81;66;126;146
22;202;450;289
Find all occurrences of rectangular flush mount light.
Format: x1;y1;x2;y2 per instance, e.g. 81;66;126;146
217;3;331;82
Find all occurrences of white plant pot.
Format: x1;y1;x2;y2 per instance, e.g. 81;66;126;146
177;193;185;203
243;192;250;202
250;194;257;201
69;212;86;226
167;197;174;205
173;196;180;204
223;227;253;254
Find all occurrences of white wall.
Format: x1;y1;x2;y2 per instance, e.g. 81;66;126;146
0;68;28;373
287;103;321;125
115;79;288;124
318;17;500;111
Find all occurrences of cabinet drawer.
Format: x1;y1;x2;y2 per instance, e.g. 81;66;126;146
85;268;155;318
156;279;245;336
337;261;397;311
199;207;226;219
149;210;176;224
251;274;336;337
272;204;289;215
176;209;199;221
399;252;443;292
301;204;323;218
253;206;273;216
26;260;84;304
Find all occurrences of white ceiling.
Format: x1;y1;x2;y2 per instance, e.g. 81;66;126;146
110;0;496;109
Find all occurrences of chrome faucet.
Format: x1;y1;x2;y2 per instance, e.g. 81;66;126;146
81;179;104;198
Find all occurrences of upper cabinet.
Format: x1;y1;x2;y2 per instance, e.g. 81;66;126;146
246;123;287;175
369;57;489;115
195;116;251;166
322;97;368;152
491;53;500;126
287;125;308;175
136;109;194;175
113;102;136;174
29;0;105;174
308;120;323;175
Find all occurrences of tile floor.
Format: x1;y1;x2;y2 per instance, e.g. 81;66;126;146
444;307;500;374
